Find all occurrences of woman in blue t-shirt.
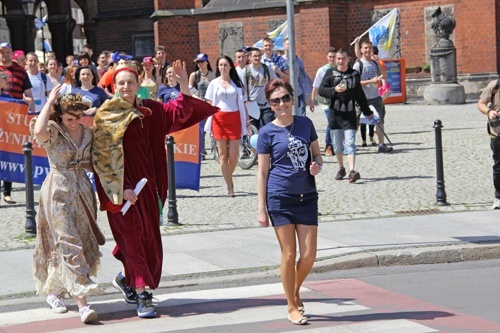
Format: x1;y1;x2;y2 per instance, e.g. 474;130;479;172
157;65;181;103
72;66;110;115
257;79;322;326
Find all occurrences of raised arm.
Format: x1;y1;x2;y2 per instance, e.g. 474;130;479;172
33;85;61;143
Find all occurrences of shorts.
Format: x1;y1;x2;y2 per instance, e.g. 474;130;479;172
367;96;386;124
267;192;318;227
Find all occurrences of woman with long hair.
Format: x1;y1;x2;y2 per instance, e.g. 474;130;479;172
31;85;104;324
59;65;77;95
257;79;322;325
47;59;64;86
140;56;158;100
205;55;248;196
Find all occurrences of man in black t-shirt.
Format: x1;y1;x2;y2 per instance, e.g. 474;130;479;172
318;48;372;183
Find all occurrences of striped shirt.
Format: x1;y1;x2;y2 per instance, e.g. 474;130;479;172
0;62;32;99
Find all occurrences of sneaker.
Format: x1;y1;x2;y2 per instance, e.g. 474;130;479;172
335;167;346;180
378;143;393;153
113;272;137;304
361;141;367;147
46;294;68;313
80;305;98;324
324;145;334;156
348;170;361;183
493;198;500;209
137;291;156;318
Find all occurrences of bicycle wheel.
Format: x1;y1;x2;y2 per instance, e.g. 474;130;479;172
238;124;259;169
211;134;220;164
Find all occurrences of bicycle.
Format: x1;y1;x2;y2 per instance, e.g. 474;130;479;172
211;122;259;170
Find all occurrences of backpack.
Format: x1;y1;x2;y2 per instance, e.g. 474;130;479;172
245;63;271;98
40;72;48;96
491;78;500;104
355;59;380;76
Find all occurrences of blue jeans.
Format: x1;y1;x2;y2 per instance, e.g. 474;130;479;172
298;94;306;117
331;129;357;155
324;109;332;146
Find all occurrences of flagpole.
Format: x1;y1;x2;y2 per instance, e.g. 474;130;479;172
286;0;299;115
349;8;396;45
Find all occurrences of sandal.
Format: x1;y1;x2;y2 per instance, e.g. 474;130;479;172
3;196;16;204
370;138;377;146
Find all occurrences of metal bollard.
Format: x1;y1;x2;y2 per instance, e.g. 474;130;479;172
434;120;449;206
165;136;180;226
23;142;37;235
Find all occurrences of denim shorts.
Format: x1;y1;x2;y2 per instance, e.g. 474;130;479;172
267;192;319;227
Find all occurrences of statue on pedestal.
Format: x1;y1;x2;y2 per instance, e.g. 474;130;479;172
430;7;457;83
424;6;465;104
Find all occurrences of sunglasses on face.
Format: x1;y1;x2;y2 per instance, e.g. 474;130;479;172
269;93;292;106
196;60;205;64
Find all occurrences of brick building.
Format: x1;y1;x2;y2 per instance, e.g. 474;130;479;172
2;0;499;99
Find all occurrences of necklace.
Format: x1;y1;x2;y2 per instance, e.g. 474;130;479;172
278;119;294;137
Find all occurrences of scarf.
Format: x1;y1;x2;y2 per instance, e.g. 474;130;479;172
92;97;147;204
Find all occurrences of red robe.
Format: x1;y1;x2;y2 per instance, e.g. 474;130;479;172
94;94;219;289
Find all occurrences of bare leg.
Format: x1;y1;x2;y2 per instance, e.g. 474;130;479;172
336;152;344;168
294;225;318;308
348;154;356;171
274;224;303;321
74;296;88;310
217;139;238;195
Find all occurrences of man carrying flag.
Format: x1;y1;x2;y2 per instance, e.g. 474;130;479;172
351;8;399;59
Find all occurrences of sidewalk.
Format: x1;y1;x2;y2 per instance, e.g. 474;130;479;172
1;102;500;299
1;209;500;298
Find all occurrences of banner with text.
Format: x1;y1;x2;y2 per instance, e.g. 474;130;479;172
169;123;202;191
0;96;201;191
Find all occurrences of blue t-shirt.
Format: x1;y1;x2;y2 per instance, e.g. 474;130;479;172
158;83;180;103
72;86;109;108
257;116;318;194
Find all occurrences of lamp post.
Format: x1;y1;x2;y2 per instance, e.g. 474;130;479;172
21;0;36;53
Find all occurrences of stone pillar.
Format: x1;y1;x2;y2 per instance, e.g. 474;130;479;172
4;10;29;51
47;15;76;59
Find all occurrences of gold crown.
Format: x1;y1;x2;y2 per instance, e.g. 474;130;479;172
59;93;91;108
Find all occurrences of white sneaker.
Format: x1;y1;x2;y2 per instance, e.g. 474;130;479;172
46;294;67;313
79;305;98;324
492;198;500;209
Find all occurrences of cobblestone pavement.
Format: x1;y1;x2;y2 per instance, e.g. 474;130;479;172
0;101;492;250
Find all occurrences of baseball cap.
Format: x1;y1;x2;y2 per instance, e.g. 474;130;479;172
193;53;208;63
111;52;133;63
0;42;12;49
142;56;154;64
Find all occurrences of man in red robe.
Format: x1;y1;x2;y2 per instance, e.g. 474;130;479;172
92;61;219;318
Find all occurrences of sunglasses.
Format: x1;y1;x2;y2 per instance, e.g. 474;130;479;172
0;74;8;79
196;60;205;64
269;93;292;106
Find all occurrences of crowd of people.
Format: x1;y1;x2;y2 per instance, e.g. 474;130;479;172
0;36;402;326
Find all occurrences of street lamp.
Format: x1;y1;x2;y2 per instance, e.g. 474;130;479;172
21;0;36;53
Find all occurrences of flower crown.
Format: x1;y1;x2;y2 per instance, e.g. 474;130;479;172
58;93;91;108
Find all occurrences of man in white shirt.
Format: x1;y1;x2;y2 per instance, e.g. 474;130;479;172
26;52;54;113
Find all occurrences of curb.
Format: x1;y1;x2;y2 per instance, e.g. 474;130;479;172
312;243;500;273
2;243;499;303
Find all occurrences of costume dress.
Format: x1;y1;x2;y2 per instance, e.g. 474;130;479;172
31;121;102;298
92;94;219;290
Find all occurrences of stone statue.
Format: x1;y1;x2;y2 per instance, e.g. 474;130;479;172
429;7;457;83
424;6;465;105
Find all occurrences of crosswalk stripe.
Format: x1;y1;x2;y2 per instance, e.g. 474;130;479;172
292;319;439;333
